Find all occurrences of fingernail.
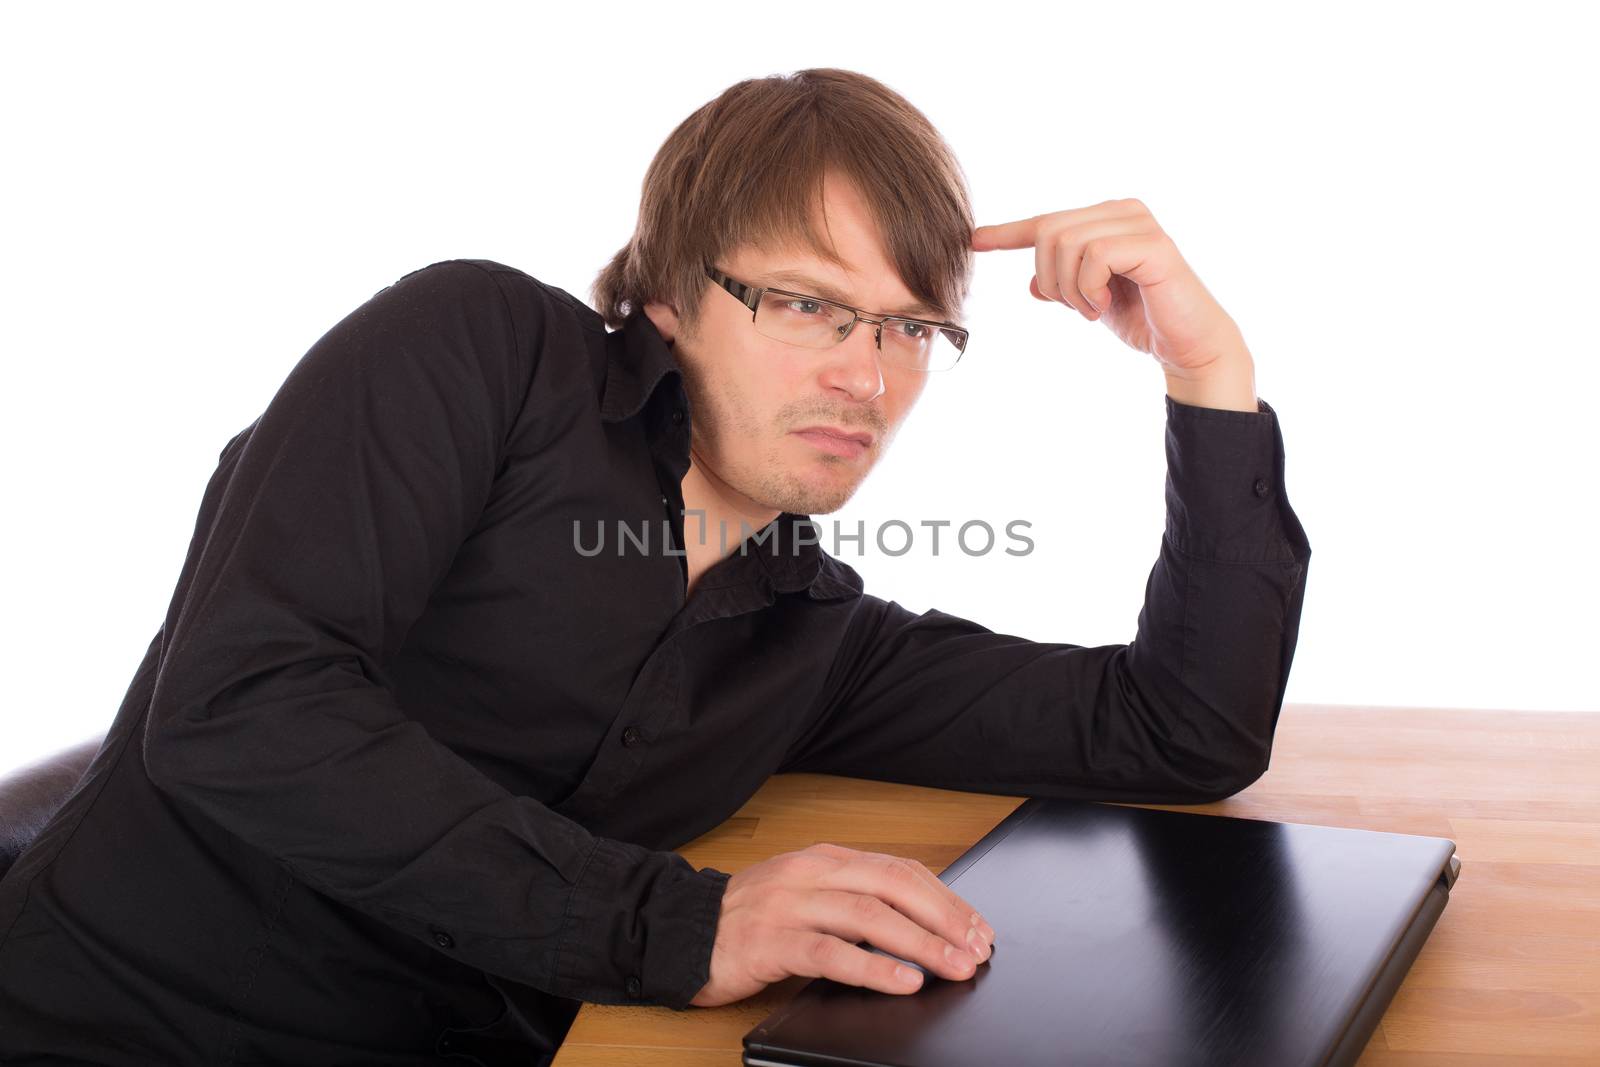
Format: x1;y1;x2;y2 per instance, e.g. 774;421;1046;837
897;964;924;987
947;941;975;969
967;927;989;962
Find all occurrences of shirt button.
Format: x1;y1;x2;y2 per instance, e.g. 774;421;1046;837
621;725;642;747
431;928;455;949
672;409;685;425
1252;477;1269;498
625;975;642;998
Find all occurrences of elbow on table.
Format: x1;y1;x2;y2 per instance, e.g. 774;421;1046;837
1154;734;1273;804
1196;756;1270;802
1164;693;1282;803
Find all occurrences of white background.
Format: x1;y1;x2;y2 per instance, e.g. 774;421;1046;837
3;1;1596;776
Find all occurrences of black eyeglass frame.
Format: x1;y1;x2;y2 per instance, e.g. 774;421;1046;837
704;264;968;371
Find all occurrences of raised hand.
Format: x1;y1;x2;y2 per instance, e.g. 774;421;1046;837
972;197;1257;410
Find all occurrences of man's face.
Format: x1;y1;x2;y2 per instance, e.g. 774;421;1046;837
644;172;933;517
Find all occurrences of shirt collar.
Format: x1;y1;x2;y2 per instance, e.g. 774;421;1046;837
601;309;862;603
753;514;864;601
601;307;682;424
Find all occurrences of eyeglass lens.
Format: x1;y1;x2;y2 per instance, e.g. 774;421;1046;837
753;290;965;371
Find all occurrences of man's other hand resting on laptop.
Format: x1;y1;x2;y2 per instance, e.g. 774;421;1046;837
690;843;996;1006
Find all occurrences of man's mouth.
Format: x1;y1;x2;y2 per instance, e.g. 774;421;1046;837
790;425;873;459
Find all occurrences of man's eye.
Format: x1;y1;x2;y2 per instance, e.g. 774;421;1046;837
785;299;826;316
899;321;928;338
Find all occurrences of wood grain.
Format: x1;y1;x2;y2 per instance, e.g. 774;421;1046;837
551;703;1600;1065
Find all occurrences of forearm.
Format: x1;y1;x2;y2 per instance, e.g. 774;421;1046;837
1137;394;1312;787
142;261;726;1010
784;395;1311;804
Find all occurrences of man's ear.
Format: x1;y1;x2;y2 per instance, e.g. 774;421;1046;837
642;299;680;345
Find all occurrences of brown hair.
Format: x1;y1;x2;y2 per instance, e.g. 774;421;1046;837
590;68;975;335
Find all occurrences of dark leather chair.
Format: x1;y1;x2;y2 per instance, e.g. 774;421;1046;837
0;738;104;882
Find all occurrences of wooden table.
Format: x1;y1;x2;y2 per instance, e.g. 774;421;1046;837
552;704;1600;1066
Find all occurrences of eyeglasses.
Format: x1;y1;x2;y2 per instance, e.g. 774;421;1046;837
705;265;968;372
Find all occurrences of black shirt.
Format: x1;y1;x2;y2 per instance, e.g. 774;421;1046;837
0;259;1311;1065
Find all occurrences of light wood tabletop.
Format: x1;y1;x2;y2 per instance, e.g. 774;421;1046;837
551;703;1600;1066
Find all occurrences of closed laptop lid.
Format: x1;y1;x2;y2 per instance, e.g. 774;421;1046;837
744;797;1458;1067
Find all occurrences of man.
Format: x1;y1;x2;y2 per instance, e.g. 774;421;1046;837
0;68;1309;1064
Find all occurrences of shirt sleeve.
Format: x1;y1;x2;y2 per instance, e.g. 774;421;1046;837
781;395;1312;805
142;259;728;1010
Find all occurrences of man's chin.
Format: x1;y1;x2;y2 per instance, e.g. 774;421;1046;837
780;480;861;517
740;483;848;519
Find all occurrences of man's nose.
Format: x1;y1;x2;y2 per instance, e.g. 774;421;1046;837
816;322;885;403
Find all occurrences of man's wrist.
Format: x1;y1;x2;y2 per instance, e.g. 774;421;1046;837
1164;348;1259;412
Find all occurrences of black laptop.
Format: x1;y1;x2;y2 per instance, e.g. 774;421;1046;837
743;797;1460;1067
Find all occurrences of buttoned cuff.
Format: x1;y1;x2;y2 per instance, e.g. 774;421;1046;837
1162;395;1308;564
552;835;731;1009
